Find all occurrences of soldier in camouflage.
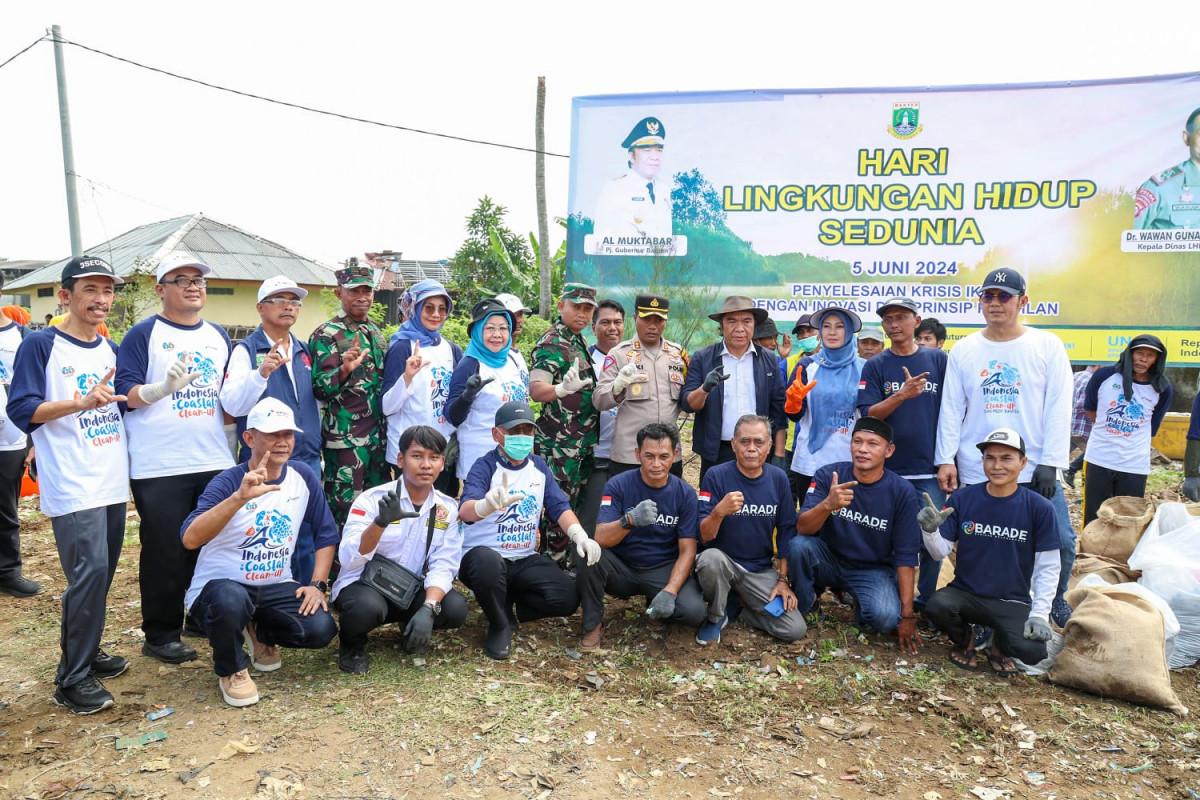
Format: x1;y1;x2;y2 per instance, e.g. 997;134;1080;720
309;264;388;528
529;283;600;559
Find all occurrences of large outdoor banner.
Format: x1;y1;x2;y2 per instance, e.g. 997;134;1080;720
566;74;1200;364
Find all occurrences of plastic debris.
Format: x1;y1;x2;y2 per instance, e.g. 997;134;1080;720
115;731;166;750
147;707;174;721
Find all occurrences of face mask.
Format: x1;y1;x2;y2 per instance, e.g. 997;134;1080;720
503;434;535;461
797;335;818;352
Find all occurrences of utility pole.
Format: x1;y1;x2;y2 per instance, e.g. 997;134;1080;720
51;24;82;257
535;76;550;318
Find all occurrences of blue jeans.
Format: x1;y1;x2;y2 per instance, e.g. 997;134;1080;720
189;578;337;677
907;477;946;611
787;536;901;633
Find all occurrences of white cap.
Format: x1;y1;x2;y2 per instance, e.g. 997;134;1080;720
258;275;309;302
494;292;532;315
976;427;1025;456
246;398;303;434
156;252;213;282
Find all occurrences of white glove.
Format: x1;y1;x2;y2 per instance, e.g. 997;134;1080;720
612;363;640;395
138;359;201;404
473;472;519;518
566;523;601;566
554;357;593;399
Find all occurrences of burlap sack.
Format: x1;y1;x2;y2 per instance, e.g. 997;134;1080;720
1067;554;1142;590
1078;497;1155;565
1048;584;1187;715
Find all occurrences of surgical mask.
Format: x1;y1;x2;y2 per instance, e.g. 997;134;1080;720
503;434;534;461
797;335;818;352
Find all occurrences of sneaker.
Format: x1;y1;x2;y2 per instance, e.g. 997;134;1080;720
218;669;259;707
243;624;281;672
1062;469;1077;488
337;645;369;675
90;648;129;679
580;624;603;652
696;613;728;646
53;676;114;715
0;574;42;597
1051;597;1074;628
972;625;994;652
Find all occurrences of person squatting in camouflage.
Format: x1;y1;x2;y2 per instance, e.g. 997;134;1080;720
529;283;600;559
309;264;389;527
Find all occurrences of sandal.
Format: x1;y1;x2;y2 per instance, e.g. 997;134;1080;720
988;652;1018;678
948;648;978;671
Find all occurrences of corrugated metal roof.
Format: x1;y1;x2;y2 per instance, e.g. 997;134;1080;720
8;213;338;290
395;259;451;283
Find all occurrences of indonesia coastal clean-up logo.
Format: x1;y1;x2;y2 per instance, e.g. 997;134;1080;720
494;485;539;552
0;360;10;384
171;351;221;419
979;361;1021;413
239;508;294;581
502;377;530;404
430;365;452;423
888;102;923;140
1104;393;1147;437
73;372;122;447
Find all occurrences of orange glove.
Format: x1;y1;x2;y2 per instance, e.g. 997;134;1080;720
785;374;818;414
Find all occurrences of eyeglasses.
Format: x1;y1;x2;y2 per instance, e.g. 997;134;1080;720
161;276;208;288
262;297;303;307
483;324;510;334
979;291;1017;304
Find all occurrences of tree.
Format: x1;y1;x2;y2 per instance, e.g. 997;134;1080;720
535;76;551;319
447;196;535;309
672;168;729;232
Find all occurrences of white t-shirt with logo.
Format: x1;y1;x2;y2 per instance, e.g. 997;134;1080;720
0;321;28;452
115;316;234;480
381;338;458;464
935;328;1073;485
448;354;530;480
7;328;128;517
1083;367;1168;475
459;450;571;559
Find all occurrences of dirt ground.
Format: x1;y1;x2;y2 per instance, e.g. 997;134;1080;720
5;473;1200;800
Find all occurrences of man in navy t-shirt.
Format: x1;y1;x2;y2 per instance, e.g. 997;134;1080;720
579;422;705;651
919;427;1060;676
856;296;948;615
696;414;805;645
792;416;921;654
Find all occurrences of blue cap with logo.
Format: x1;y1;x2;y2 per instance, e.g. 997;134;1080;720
981;268;1026;296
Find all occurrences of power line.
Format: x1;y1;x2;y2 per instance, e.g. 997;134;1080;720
0;35;46;72
56;36;571;159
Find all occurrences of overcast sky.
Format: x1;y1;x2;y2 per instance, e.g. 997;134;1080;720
1;1;1196;269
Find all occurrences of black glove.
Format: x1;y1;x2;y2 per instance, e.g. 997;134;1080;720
1030;464;1057;499
403;605;435;652
374;488;419;528
769;454;789;470
462;373;494;404
1184;440;1200;501
701;367;730;393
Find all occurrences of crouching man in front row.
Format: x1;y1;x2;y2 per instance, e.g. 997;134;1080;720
182;398;338;708
333;425;467;674
919;428;1060;677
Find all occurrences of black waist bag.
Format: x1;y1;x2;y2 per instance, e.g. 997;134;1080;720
360;502;437;608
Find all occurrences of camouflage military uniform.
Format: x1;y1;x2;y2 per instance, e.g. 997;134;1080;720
531;317;599;554
309;311;388;527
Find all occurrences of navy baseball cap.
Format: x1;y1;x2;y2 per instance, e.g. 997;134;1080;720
495;401;536;430
981;268;1026;296
61;255;124;285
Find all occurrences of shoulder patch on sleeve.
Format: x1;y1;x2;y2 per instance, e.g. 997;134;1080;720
1151;165;1183;186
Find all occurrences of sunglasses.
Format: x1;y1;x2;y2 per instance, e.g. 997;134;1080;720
979;291;1018;304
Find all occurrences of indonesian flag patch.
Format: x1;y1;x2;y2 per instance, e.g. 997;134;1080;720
600;496;612;507
807;481;817;493
698;491;711;502
350;507;367;517
857;381;867;390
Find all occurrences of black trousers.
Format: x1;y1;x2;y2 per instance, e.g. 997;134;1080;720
458;547;579;628
0;445;27;581
334;582;468;648
926;585;1047;665
1083;461;1147;526
131;470;220;645
698;440;736;485
576;549;706;633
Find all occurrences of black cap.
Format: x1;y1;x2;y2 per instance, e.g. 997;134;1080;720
877;296;919;315
468;298;514;336
635;293;670;318
495;400;536;430
853;416;894;443
792;313;815;334
981;267;1026;296
976;427;1026;455
61;255;124;285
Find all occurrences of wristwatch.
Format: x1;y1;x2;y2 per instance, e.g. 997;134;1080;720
424;600;442;615
310;580;328;593
621;511;635;530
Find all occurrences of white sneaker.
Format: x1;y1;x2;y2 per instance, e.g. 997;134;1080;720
243;624;281;672
219;669;259;707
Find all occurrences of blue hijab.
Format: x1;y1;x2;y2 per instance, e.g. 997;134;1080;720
806;309;865;453
465;310;513;369
392;280;453;347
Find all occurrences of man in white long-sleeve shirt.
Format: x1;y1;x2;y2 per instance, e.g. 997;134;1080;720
934;267;1075;626
919;428;1060;675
